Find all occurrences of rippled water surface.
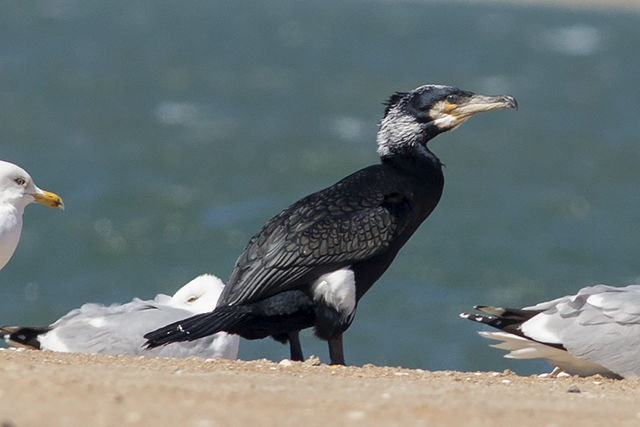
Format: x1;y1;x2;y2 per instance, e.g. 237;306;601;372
2;1;639;374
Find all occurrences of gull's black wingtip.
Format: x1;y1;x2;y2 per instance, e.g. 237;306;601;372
459;312;491;324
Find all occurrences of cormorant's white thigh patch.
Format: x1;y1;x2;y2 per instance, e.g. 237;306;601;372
311;268;356;319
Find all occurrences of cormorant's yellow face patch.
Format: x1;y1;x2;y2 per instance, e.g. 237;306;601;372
429;94;517;131
429;100;469;130
443;100;459;115
431;99;464;117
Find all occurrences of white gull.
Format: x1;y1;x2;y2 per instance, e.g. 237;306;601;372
1;274;239;359
461;284;640;379
0;160;64;271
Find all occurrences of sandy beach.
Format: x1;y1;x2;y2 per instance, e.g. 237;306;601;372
1;349;639;427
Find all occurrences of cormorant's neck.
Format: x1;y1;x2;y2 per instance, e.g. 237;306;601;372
376;119;443;158
379;143;442;175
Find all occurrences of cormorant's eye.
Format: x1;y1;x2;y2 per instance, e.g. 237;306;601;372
187;296;198;303
14;177;26;186
446;95;458;104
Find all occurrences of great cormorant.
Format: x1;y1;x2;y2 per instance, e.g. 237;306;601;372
144;84;517;365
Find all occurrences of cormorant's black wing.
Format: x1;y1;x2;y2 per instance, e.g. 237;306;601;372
219;164;414;306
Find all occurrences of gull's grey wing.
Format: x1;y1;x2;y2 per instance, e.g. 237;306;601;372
523;285;640;378
42;299;238;359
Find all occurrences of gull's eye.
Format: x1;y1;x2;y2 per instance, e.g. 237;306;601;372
14;177;26;186
187;296;198;303
446;95;458;104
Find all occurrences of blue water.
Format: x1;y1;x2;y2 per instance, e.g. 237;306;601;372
2;1;639;374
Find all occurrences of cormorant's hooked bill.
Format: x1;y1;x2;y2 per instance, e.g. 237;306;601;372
144;84;517;366
436;93;517;125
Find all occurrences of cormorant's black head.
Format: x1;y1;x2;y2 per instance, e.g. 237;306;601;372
377;85;517;158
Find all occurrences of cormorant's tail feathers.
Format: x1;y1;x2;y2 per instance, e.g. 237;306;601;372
144;307;248;348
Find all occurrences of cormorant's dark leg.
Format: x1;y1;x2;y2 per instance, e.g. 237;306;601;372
328;334;345;365
288;331;304;361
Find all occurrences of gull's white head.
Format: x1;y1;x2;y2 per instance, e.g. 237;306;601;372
169;274;225;313
0;160;65;214
0;160;64;271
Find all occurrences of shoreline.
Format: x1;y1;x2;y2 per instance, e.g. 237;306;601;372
466;0;640;12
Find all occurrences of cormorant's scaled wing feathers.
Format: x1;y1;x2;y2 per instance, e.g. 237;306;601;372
219;166;408;306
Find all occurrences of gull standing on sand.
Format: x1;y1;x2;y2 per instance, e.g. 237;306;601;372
0;160;64;271
1;274;240;359
461;284;640;379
